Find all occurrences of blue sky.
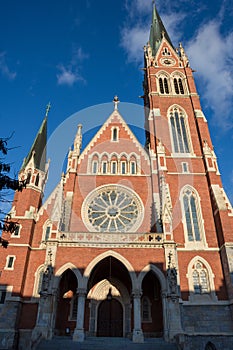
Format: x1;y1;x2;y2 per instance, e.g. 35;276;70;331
0;0;233;205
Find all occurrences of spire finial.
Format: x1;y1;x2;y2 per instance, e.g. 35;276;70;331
113;95;120;110
45;102;51;117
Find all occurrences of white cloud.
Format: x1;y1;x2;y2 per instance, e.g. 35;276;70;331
0;52;16;80
120;1;185;65
56;46;88;86
133;0;153;15
186;20;233;129
57;65;83;86
161;12;186;44
71;46;89;64
120;25;149;64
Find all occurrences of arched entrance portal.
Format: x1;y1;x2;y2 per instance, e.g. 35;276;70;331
55;269;77;335
97;298;123;337
141;271;163;337
87;256;132;338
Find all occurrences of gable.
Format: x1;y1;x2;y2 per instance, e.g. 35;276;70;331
155;38;180;68
78;109;150;175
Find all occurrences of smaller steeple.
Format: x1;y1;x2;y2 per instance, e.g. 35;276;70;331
21;104;48;172
149;2;174;56
73;124;82;155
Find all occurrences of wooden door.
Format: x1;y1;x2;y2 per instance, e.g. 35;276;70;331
97;299;123;337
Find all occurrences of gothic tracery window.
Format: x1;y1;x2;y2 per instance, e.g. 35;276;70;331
183;188;202;242
141;296;152;322
170;108;191;153
90;153;140;175
159;77;169;94
82;184;144;232
192;261;210;294
174;78;184;94
187;257;216;302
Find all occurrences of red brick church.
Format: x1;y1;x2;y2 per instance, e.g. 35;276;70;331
1;4;233;350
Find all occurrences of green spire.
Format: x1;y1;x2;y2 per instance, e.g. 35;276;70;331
149;3;174;56
21;112;47;172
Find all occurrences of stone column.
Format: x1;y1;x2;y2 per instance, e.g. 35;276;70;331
164;247;183;341
132;289;144;343
89;299;97;336
125;303;131;337
31;265;54;344
73;288;86;342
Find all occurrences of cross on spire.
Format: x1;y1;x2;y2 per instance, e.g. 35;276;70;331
113;95;120;110
45;102;51;117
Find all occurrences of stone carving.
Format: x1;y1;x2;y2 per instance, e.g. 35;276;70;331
167;251;177;295
40;249;53;296
40;264;53;295
179;42;189;67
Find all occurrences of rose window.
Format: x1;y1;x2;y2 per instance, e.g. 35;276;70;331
82;184;144;232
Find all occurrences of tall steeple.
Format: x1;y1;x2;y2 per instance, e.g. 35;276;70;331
12;105;50;217
149;2;174;56
21;106;48;172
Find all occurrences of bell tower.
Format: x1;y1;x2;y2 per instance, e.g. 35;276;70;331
143;3;233;308
9;106;49;248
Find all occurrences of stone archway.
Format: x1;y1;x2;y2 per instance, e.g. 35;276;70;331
138;264;167;339
86;256;132;338
55;269;77;335
141;270;163;337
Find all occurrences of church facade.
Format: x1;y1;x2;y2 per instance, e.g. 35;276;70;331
0;5;233;350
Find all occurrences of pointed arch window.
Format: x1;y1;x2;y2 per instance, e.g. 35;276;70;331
33;265;45;297
11;224;21;237
111;161;117;174
102;161;107;174
35;173;40;186
130;161;136;174
45;225;51;241
159;77;169;94
170;108;191;153
178;78;184;94
172;72;186;95
42;221;52;242
183;188;202;242
111;127;119;142
192;262;210;294
141;296;152;322
92;161;98;174
70;295;78;320
187;257;217;302
121;161;126;174
26;172;31;184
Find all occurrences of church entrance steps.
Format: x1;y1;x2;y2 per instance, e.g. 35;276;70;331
37;336;179;350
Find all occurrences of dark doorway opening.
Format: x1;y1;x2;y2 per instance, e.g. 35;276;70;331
97;298;123;337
